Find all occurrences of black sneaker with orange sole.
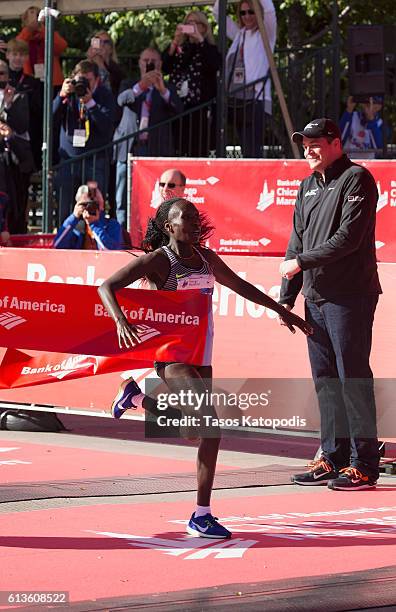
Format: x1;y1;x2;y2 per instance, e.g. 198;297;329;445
327;466;377;490
291;458;339;486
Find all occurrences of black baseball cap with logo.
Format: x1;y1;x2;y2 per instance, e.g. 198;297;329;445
292;118;342;143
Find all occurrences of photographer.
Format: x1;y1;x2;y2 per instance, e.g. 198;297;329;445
86;31;125;99
53;60;115;224
162;11;221;156
54;182;122;250
120;47;183;157
213;0;277;158
340;95;388;159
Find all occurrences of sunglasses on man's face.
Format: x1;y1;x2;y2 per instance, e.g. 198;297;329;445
240;9;255;16
0;71;8;76
159;182;183;189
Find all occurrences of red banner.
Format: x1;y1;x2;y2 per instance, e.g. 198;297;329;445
0;279;209;364
0;349;146;389
130;157;396;262
0;249;395;420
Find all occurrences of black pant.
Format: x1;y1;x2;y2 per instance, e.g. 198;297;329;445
228;99;268;158
0;160;30;234
305;295;380;480
175;105;215;157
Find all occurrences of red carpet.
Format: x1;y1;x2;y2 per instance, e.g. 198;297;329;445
0;440;232;483
0;489;395;601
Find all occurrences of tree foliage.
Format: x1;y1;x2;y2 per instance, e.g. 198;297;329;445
278;0;396;48
1;1;394;58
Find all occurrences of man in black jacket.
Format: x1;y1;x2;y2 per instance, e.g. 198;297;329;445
279;118;382;491
53;60;115;224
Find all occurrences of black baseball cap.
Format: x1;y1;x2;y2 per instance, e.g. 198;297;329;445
292;118;342;143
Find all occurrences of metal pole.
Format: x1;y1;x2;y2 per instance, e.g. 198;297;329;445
41;1;55;233
216;0;227;157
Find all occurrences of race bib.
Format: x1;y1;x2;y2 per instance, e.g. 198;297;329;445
176;273;214;291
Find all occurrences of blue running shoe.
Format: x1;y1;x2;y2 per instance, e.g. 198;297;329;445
186;513;232;539
111;378;142;419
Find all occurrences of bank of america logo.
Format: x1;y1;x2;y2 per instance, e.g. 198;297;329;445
0;312;27;330
48;356;100;380
135;324;160;342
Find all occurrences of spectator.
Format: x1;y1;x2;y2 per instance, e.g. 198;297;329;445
54;182;122;250
0;62;34;234
0;122;34;236
162;11;221;156
53;60;115;224
6;38;43;170
213;0;277;158
159;167;186;201
87;31;126;223
113;90;186;228
17;5;68;89
149;167;187;211
122;47;183;157
87;31;125;99
113;85;138;228
340;96;387;159
0;188;8;234
0;136;11;247
0;60;30;137
0;183;11;246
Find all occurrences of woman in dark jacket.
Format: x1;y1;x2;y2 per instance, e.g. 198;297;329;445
162;11;221;157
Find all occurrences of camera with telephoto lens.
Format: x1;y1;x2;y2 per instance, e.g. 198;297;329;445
71;76;90;98
146;61;155;72
84;200;99;215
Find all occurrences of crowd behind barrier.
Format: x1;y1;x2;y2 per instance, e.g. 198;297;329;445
0;1;394;245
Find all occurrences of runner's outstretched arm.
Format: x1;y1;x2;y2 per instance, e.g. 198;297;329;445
204;249;313;336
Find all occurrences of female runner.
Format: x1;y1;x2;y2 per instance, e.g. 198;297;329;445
98;197;312;539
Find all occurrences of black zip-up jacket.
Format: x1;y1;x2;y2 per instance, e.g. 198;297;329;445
279;154;382;306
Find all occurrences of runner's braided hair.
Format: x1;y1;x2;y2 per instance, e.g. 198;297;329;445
142;197;214;252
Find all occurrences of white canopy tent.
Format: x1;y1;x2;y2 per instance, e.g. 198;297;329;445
0;0;214;19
